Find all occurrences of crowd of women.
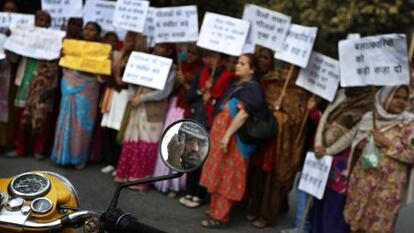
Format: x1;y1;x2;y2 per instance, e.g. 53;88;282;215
1;1;414;232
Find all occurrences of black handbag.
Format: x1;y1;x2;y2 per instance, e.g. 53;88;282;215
238;103;277;144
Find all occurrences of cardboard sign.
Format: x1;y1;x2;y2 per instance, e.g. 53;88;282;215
41;0;83;29
197;12;250;56
298;152;333;200
144;7;156;37
0;13;35;28
4;26;66;60
122;51;172;90
242;4;291;51
113;0;149;33
339;33;410;87
83;0;116;32
59;39;112;75
296;52;340;102
275;24;317;68
153;6;198;43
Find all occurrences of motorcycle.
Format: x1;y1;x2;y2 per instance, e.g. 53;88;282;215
0;120;210;233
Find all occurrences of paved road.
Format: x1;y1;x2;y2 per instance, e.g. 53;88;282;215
0;155;413;233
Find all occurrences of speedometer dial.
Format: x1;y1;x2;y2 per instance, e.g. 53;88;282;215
9;172;51;198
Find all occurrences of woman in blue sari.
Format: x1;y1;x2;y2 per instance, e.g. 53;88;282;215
51;22;103;169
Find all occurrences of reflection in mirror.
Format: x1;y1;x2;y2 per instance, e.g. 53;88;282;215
160;120;210;173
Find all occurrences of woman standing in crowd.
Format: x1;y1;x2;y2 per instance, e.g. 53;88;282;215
0;0;18;154
100;31;142;175
311;87;372;233
8;10;53;159
344;85;414;233
51;22;103;169
114;43;176;191
247;59;310;228
179;51;233;208
153;44;202;197
200;53;263;227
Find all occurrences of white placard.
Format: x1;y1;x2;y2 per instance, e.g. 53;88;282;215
144;7;156;37
298;152;333;200
0;34;6;60
83;0;116;32
275;24;317;68
0;13;35;28
197;12;250;56
296;52;340;102
339;33;410;87
113;0;149;33
41;0;83;29
122;52;172;90
4;26;66;60
242;4;291;51
154;6;198;43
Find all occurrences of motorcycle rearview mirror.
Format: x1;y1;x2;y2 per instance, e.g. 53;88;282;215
108;120;210;211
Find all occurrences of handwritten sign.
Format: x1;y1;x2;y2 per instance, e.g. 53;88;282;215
4;26;66;60
154;6;198;43
144;7;156;37
197;12;249;56
122;51;172;90
0;13;34;28
83;0;116;32
339;34;410;87
0;34;6;60
41;0;83;29
242;4;291;51
59;39;112;75
296;52;340;102
298;152;333;200
113;0;149;33
275;24;317;68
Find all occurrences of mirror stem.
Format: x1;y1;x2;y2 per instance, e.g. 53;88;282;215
108;173;184;211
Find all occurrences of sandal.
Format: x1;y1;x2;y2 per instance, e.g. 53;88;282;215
204;209;210;216
246;214;258;222
200;218;226;228
252;218;268;228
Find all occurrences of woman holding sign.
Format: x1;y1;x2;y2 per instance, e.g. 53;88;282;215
200;53;264;228
51;22;104;169
344;86;414;233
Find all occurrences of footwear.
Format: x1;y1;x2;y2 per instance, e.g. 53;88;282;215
179;195;193;205
34;153;45;160
75;163;86;170
204;209;210;216
246;214;258;222
280;228;299;233
200;218;226;228
5;150;18;158
252;218;268;228
167;191;177;198
101;165;115;173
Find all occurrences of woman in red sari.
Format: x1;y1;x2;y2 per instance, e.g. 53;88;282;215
200;54;264;227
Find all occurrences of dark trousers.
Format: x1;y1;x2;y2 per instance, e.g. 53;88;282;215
101;127;121;167
186;167;207;198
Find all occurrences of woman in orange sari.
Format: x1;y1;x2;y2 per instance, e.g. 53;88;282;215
200;53;264;227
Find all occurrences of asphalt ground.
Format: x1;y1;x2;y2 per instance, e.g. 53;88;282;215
0;155;413;233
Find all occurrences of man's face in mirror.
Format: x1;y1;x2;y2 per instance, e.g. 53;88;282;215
180;133;205;169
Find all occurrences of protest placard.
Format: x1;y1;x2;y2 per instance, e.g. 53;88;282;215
153;6;198;43
242;4;291;51
197;12;250;56
113;0;149;33
4;26;66;60
298;152;333;200
0;34;6;60
122;51;172;90
59;39;112;75
339;34;410;87
144;7;156;38
275;24;317;68
0;13;35;28
41;0;83;29
83;0;117;32
296;52;340;102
